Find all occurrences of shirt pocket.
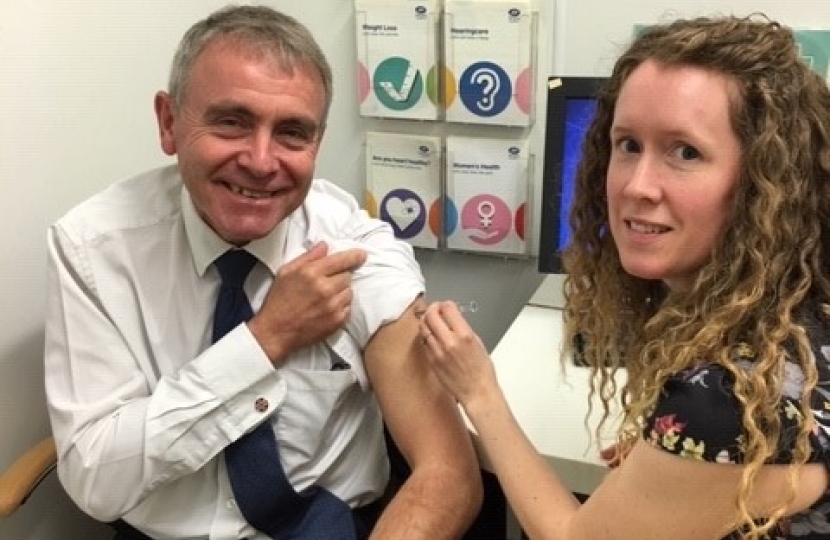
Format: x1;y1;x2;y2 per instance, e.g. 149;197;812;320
274;363;360;464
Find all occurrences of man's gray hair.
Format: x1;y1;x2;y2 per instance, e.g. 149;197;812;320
168;5;333;122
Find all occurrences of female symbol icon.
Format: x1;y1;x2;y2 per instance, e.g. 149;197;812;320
477;200;496;229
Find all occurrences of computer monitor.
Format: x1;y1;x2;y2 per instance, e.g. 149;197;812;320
538;76;608;274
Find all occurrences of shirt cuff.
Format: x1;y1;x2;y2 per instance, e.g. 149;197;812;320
202;324;287;441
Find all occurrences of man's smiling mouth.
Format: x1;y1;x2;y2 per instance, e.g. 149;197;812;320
225;182;278;199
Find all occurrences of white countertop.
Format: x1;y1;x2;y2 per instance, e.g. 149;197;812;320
470;304;624;494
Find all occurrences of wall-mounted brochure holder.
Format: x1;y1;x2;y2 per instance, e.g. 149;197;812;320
445;136;531;256
365;132;443;249
444;0;536;127
793;30;830;81
355;0;442;120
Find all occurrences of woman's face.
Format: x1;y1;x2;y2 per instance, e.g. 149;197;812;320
606;59;742;291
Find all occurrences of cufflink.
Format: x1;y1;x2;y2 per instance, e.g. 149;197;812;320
254;397;269;413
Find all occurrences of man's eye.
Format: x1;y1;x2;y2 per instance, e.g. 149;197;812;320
282;127;309;139
210;117;250;138
217;117;244;128
277;127;316;148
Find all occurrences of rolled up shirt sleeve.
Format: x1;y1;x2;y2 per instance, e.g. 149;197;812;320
298;180;425;348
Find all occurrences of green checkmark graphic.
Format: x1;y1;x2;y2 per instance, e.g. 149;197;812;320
373;56;423;111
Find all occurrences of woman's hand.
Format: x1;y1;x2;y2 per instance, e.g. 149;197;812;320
419;300;498;409
600;444;623;468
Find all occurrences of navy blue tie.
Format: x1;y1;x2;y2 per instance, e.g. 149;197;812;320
213;250;356;540
212;250;257;342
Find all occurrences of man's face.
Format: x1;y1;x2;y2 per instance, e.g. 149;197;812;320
155;39;327;245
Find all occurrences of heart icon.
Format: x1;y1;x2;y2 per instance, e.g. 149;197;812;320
385;196;422;232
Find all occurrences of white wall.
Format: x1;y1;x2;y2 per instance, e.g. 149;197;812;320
1;1;828;538
555;0;830;75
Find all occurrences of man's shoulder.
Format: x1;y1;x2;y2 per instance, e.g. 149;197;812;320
54;164;183;244
304;179;360;213
301;179;367;230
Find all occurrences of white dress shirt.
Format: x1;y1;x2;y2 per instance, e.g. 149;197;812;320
44;165;425;539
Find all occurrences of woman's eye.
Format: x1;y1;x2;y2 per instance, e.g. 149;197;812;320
674;144;701;161
617;137;641;154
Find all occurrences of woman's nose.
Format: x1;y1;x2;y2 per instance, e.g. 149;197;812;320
621;155;662;201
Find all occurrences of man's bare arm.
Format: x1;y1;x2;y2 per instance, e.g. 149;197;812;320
365;298;483;540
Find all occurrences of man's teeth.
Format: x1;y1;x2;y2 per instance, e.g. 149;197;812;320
229;184;275;199
629;221;668;234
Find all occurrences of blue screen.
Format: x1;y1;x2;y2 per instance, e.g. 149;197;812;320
558;98;598;251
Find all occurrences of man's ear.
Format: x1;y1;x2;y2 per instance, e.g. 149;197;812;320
311;123;326;157
154;91;177;156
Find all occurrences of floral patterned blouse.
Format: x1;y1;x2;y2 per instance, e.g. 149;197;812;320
643;309;830;539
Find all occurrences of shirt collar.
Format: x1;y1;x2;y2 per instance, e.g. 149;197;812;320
181;187;287;277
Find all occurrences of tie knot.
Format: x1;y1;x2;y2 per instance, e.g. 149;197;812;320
215;250;258;288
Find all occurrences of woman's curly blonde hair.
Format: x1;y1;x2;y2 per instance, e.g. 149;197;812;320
562;14;830;538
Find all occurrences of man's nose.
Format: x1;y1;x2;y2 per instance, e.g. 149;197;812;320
238;132;278;178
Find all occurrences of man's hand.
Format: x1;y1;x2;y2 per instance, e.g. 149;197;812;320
248;241;366;364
